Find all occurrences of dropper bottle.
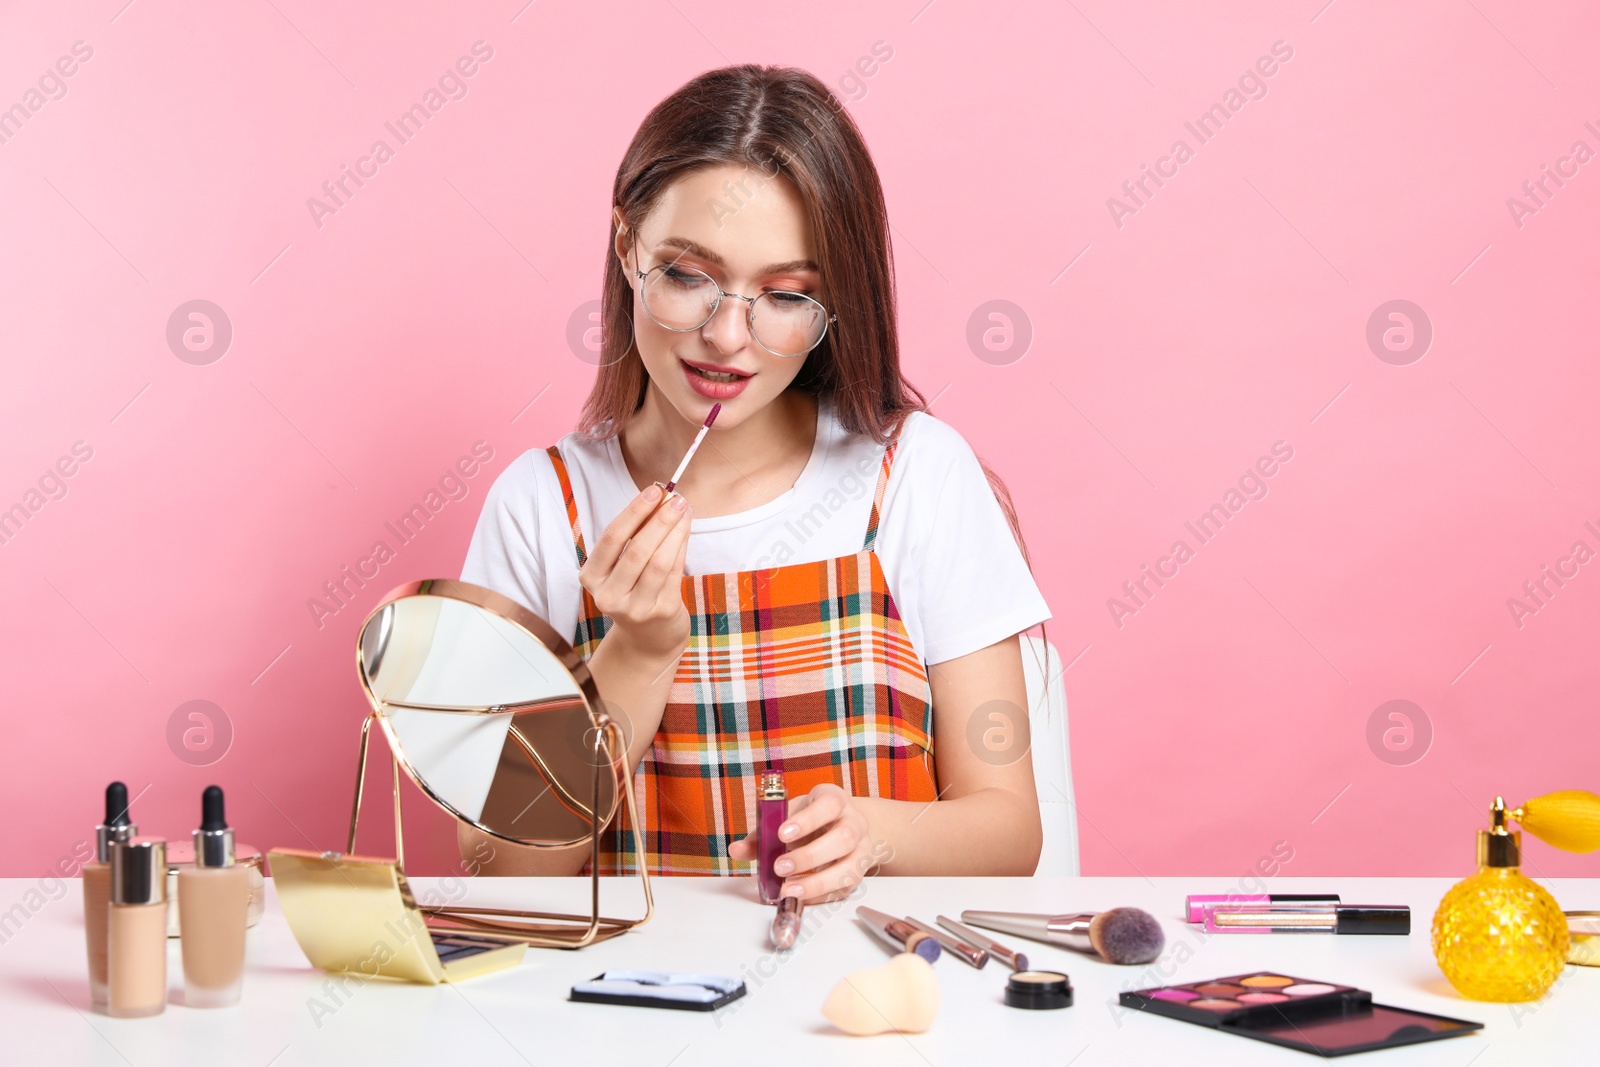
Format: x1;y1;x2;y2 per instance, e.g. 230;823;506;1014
107;836;167;1017
83;781;136;1009
177;786;249;1007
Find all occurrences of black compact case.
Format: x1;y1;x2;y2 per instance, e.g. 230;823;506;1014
569;971;747;1012
1119;972;1482;1057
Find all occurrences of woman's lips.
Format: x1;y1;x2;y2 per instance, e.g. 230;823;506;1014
681;359;752;400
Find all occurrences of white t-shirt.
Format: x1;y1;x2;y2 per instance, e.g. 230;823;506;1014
460;396;1051;666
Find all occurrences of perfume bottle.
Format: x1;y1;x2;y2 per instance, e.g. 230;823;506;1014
757;771;788;905
1432;796;1569;1002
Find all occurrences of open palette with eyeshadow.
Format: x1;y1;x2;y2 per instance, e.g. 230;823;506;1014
1120;972;1483;1057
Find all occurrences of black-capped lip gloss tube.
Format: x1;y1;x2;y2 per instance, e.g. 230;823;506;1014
1202;904;1410;935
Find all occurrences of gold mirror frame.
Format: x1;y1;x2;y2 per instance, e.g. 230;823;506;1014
347;578;653;948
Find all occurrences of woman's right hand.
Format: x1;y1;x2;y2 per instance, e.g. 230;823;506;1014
579;483;692;662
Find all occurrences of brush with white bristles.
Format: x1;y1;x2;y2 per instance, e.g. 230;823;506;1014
961;908;1165;965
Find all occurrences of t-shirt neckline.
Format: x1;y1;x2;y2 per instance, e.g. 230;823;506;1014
603;395;833;533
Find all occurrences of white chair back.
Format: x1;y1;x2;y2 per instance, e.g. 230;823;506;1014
1020;634;1079;876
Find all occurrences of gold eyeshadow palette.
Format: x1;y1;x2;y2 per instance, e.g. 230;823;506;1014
1119;972;1482;1057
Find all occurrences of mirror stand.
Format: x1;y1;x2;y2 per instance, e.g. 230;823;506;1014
346;710;654;949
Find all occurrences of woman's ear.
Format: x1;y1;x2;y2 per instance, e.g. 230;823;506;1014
612;207;632;274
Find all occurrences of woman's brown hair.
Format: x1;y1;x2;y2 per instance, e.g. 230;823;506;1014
582;64;1032;567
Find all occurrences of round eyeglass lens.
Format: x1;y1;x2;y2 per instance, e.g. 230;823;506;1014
641;265;719;330
750;290;828;356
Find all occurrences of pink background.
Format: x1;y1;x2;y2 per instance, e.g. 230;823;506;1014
3;0;1596;881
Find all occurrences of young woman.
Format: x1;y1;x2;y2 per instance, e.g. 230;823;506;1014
460;64;1051;903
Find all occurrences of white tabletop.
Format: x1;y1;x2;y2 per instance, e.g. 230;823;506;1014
3;875;1593;1065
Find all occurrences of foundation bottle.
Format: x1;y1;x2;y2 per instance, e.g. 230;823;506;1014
84;781;137;1009
107;838;168;1018
178;785;248;1007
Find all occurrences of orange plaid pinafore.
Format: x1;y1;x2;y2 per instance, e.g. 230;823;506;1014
545;426;938;875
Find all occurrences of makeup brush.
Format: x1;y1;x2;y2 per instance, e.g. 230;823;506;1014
961;908;1165;965
663;403;721;494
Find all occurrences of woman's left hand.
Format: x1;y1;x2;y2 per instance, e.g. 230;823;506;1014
728;783;879;904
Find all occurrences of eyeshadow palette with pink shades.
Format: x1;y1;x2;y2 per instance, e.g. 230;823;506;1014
1120;972;1483;1057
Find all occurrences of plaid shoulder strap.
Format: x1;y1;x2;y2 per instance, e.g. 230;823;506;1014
545;445;589;567
862;416;909;553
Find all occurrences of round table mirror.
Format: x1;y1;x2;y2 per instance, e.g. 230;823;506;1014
356;579;621;847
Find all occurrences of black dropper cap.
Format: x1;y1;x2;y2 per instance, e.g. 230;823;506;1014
104;781;131;826
201;785;227;831
194;785;235;868
96;781;137;862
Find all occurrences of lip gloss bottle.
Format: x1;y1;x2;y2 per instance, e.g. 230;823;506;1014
757;771;788;905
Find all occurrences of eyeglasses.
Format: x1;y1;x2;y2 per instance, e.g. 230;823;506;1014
631;242;836;358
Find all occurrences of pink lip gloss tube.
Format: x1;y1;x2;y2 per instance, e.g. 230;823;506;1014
1184;893;1340;923
757;771;787;905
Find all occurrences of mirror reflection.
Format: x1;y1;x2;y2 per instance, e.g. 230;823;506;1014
358;590;618;846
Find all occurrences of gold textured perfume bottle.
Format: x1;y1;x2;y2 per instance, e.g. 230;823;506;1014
1432;792;1600;1002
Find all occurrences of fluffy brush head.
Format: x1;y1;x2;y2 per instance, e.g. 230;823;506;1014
1088;907;1164;965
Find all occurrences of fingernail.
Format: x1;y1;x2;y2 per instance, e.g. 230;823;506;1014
779;824;796;840
643;484;663;502
780;884;805;900
669;493;688;512
774;859;793;875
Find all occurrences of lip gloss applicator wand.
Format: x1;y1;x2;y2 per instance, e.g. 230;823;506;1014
663;403;721;494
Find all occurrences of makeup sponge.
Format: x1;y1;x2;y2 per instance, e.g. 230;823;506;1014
821;953;940;1036
1089;907;1165;965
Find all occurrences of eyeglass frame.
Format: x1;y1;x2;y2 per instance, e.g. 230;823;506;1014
628;233;837;358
